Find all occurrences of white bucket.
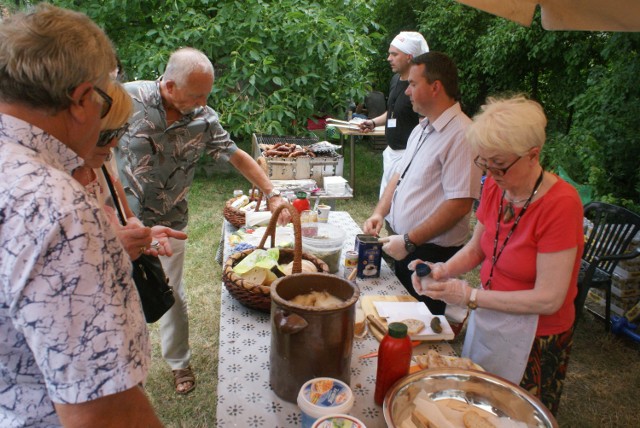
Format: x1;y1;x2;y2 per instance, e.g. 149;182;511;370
312;414;367;427
297;377;354;428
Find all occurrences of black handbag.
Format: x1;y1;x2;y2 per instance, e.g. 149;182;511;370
102;166;175;323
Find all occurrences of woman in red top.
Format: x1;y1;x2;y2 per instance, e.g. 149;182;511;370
411;95;583;415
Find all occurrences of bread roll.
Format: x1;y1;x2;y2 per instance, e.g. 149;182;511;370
401;318;425;335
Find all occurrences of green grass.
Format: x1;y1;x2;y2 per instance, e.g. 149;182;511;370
146;137;640;427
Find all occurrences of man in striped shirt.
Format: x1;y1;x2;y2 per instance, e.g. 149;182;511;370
363;52;481;315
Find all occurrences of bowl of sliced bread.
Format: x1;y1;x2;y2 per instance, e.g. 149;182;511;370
383;367;557;428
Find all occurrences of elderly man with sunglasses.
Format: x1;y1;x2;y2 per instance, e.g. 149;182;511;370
0;5;162;427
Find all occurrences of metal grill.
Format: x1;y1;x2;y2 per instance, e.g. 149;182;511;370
253;134;319;147
251;133;343;184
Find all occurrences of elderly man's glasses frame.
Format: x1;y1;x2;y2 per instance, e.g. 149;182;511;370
474;155;522;177
97;123;129;147
92;86;113;119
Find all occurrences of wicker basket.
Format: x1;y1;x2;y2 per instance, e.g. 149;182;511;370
223;186;264;228
222;203;329;312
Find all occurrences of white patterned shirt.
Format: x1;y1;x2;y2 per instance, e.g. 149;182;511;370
388;102;481;246
0;114;150;427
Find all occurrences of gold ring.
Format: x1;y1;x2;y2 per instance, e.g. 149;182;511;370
139;247;146;254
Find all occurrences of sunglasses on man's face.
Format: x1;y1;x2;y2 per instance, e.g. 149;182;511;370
97;123;129;147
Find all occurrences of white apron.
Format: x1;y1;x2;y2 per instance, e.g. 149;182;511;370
462;307;538;385
380;146;405;198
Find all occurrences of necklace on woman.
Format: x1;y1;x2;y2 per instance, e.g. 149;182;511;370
484;168;545;290
503;173;543;222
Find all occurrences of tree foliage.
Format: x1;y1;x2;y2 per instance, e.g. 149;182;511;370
47;0;384;138
371;0;639;209
7;0;638;208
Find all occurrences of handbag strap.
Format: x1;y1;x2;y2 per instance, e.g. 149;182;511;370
101;165;128;226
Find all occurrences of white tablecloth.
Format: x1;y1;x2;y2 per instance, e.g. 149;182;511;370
215;211;454;427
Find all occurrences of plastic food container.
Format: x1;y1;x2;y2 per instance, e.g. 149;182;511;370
301;223;346;274
297;377;354;428
312;414;366;428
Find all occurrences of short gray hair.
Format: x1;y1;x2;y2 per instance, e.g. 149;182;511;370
163;47;214;88
466;95;547;156
0;4;116;113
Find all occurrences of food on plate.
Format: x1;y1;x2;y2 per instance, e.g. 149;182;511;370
463;410;496;428
400;390;529;428
290;290;344;308
411;409;432;428
280;259;318;275
415;350;476;370
401;318;426;335
430;316;443;333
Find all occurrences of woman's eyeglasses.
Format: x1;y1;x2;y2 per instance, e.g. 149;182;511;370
97;123;129;147
474;155;522;177
93;86;113;119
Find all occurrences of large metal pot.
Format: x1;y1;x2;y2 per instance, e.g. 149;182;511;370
269;272;360;402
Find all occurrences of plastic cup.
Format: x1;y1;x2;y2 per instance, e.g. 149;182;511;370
297;377;354;428
317;204;331;223
312;414;367;428
301;210;318;223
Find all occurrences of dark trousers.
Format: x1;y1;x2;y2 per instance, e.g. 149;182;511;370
394;243;462;315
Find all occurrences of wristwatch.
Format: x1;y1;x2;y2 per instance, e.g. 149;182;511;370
403;233;417;253
265;189;281;200
468;288;478;310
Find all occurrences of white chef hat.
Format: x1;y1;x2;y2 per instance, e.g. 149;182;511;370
390;32;429;57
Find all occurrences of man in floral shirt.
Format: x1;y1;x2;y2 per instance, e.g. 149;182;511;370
115;47;288;394
0;5;162;427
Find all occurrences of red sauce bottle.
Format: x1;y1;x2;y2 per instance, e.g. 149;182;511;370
292;191;310;213
374;322;412;405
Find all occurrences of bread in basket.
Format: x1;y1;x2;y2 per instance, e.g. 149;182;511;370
223;203;329;312
223;186;264;228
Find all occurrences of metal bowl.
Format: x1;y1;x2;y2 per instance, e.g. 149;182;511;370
383;368;558;428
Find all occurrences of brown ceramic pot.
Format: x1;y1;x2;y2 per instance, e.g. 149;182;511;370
269;272;360;402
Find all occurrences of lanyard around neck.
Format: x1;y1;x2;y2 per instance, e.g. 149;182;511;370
484;168;544;290
395;124;433;188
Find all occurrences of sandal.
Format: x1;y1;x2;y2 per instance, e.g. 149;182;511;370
172;366;196;395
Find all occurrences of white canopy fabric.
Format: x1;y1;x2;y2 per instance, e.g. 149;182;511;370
456;0;640;31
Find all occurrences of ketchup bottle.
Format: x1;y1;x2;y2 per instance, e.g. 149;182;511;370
292;191;310;213
374;322;412;405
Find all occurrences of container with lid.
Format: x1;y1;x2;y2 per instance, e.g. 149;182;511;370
301;222;346;273
312;414;367;428
297;377;355;428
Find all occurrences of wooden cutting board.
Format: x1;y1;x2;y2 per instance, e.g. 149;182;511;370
360;295;455;342
360;295;417;341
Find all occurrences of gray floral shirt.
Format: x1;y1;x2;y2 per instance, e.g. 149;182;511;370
0;114;149;427
115;80;238;229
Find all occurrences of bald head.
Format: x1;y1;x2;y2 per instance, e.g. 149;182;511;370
163;48;214;88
